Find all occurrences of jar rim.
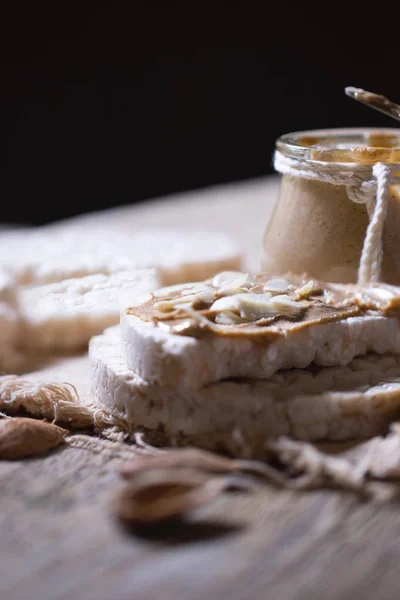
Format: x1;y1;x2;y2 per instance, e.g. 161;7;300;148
276;127;400;164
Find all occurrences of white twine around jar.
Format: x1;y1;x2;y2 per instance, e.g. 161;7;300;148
274;150;400;284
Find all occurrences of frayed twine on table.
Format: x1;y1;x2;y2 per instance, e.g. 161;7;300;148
2;373;400;499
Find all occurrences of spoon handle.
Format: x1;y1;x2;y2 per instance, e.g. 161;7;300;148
345;86;400;123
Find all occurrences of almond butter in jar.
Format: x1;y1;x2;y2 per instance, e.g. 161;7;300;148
261;128;400;284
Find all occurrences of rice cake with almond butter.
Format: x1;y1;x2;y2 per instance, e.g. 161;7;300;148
121;271;400;391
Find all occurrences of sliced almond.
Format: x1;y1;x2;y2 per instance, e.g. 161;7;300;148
153;283;198;298
215;311;247;325
212;271;249;289
361;287;396;305
218;273;253;296
210;295;240;313
269;294;306;317
193;286;216;307
293;280;315;300
263;278;290;294
181;305;219;330
153;295;198;313
236;293;278;321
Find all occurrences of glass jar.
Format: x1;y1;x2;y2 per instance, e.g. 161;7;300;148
261;128;400;283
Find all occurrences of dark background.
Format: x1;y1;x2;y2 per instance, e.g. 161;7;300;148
0;5;398;225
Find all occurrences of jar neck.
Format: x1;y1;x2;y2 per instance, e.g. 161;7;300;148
276;127;400;165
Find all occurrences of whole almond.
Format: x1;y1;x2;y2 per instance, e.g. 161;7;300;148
115;469;230;525
0;418;67;459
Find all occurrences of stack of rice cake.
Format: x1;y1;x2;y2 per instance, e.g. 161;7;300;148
89;271;400;457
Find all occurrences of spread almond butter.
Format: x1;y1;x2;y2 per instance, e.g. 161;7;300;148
127;272;400;341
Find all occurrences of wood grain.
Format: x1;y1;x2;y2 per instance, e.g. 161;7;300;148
0;444;399;600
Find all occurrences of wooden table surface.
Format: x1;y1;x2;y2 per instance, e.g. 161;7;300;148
2;177;399;600
3;443;400;600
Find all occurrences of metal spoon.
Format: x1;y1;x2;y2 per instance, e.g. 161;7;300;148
345;86;400;122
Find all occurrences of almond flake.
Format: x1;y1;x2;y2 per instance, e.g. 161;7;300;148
269;294;305;317
294;280;315;300
236;293;278;321
263;278;290;294
218;273;253;296
193;286;216;306
215;310;247;325
212;271;250;289
153;294;198;312
153;283;197;298
210;295;240;312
